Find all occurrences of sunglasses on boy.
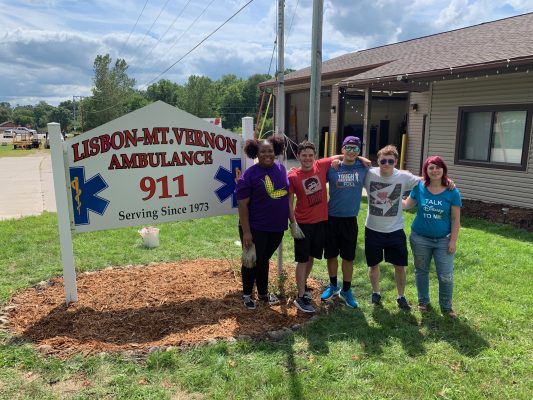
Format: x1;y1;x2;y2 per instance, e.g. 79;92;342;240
344;145;360;152
379;159;395;165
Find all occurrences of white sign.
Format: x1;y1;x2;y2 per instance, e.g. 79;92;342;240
64;101;242;233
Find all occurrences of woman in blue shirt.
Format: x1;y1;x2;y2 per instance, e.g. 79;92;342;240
403;156;461;317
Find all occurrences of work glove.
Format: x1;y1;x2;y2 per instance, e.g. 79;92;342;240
241;243;256;269
290;222;305;239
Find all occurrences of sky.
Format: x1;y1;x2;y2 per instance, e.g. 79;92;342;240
1;0;532;106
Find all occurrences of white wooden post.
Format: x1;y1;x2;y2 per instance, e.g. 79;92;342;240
48;123;78;304
241;117;254;171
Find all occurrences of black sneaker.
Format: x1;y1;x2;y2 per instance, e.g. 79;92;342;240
293;297;315;313
397;296;412;311
243;295;256;310
371;292;382;305
303;285;313;301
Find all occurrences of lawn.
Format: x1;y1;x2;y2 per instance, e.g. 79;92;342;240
0;203;532;399
0;143;49;158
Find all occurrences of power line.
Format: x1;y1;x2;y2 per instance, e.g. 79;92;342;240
133;0;172;53
141;0;194;62
285;0;300;47
163;0;216;57
267;40;276;76
119;0;150;56
140;0;256;89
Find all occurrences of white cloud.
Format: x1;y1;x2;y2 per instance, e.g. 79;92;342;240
0;0;530;105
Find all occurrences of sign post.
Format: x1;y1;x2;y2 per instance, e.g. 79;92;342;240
48;122;78;303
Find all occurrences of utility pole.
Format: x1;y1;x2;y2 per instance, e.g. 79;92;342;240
275;0;285;276
73;96;85;133
308;0;323;147
275;0;285;138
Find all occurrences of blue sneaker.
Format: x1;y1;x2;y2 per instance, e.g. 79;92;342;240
339;289;358;309
320;284;340;301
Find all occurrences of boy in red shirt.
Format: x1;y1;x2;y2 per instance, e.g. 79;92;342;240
288;141;335;313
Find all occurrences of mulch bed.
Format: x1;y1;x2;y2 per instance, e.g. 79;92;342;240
5;259;319;359
461;199;533;231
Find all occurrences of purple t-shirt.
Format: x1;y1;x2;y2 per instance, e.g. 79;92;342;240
235;162;289;232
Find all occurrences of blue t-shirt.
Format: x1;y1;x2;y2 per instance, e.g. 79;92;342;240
327;160;368;217
235;162;289;232
410;181;462;238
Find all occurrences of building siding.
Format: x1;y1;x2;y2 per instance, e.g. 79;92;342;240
406;91;431;174
428;72;533;208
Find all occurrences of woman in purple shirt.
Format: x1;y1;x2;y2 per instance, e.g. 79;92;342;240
235;135;289;309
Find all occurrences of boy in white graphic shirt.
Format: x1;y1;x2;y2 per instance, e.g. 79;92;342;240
364;145;419;310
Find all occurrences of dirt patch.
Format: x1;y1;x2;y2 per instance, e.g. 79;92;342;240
461;199;533;231
5;259;318;359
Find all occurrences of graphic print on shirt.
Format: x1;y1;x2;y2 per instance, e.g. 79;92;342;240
369;181;401;216
302;175;323;206
263;174;288;199
422;198;444;220
336;171;359;188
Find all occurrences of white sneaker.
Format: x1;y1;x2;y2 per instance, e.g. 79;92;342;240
260;293;280;306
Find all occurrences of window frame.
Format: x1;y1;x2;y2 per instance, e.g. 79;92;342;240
455;104;532;171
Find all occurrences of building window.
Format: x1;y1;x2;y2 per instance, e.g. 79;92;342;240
456;104;532;170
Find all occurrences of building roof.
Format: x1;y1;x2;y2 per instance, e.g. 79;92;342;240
261;13;533;89
0;121;15;129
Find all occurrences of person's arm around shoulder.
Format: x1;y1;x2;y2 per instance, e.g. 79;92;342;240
356;155;372;168
446;176;456;190
402;196;417;210
402;181;419;209
403;169;422;191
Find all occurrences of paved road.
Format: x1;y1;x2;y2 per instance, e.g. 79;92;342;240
0;153;56;220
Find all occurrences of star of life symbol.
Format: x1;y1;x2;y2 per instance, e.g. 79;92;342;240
214;158;242;208
69;166;110;225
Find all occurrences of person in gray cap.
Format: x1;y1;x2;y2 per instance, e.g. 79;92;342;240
321;136;369;308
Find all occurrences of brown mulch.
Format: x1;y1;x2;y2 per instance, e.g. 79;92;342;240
5;259;319;359
461;199;533;231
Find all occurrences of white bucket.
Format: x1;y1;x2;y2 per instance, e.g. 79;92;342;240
138;227;160;248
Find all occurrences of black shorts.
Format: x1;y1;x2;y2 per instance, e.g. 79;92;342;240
324;216;358;261
364;227;408;267
294;221;326;262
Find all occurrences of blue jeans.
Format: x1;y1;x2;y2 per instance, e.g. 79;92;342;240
409;231;454;311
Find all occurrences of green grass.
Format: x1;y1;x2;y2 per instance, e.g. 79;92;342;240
0;144;48;157
0;202;532;399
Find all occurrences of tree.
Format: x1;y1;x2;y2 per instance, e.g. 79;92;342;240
83;54;136;131
49;106;72;131
33;101;54;129
145;79;182;106
0;102;12;123
219;80;245;130
125;92;150;113
181;76;215;118
12;106;35;127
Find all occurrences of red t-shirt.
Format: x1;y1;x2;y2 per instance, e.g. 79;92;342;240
288;158;333;224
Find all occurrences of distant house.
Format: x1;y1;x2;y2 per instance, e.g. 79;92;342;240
260;13;533;209
0;121;16;134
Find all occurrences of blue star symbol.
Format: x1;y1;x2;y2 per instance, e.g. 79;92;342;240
214;158;242;208
69;166;110;225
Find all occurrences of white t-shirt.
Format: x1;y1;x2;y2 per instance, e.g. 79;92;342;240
364;167;420;233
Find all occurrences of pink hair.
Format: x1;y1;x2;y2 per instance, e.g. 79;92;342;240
422;155;449;187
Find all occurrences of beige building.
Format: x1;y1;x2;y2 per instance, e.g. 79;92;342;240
261;13;533;209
